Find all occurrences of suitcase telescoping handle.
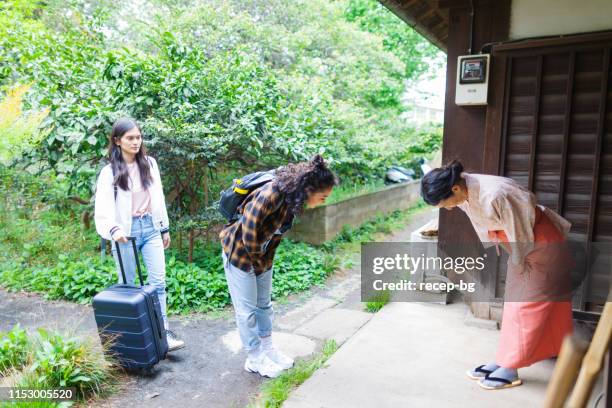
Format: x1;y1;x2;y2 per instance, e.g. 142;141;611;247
115;237;145;287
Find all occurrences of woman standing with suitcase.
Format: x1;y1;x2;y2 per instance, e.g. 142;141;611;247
94;117;184;352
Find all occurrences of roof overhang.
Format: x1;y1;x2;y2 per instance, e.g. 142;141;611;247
378;0;450;52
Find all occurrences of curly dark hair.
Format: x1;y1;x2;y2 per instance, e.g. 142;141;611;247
275;154;339;216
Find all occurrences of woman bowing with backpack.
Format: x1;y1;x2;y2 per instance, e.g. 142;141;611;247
220;155;338;378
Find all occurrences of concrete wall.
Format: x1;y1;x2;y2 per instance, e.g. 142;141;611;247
288;181;421;245
510;0;612;40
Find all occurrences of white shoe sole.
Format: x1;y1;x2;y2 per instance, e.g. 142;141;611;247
264;350;294;370
275;360;294;370
168;342;185;352
244;361;282;378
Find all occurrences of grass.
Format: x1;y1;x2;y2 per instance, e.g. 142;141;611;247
323;199;428;253
324;180;387;205
365;290;391;313
249;340;339;408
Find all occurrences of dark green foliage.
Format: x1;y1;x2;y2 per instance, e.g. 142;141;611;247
0;324;116;404
0;325;30;373
0;240;337;314
0;257;117;304
407;124;443;155
0;0;440;321
0;0;442;201
23;328;114;399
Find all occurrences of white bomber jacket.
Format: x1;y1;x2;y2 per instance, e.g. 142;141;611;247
94;156;170;241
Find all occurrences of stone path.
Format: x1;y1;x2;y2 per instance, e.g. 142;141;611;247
283;300;604;408
0;207;438;408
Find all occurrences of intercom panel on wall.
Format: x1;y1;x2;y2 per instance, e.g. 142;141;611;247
455;54;490;105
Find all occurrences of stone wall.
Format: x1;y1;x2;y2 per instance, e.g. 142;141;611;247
288;180;421;245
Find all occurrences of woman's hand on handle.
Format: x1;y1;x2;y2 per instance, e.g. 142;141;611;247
114;232;128;243
162;232;171;249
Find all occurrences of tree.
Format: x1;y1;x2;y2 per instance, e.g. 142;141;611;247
0;85;48;165
0;0;443;260
344;0;444;81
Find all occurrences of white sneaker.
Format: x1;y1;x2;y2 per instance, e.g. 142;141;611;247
166;330;185;352
244;353;284;378
265;347;294;370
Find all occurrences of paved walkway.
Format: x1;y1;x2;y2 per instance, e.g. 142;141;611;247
0;208;438;407
283;207;605;408
5;206;602;407
284;301;555;408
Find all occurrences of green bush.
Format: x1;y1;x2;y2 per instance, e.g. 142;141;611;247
0;0;443;264
0;325;116;405
165;240;337;314
0;325;30;373
0;0;441;199
20;328;114;400
0;256;117;304
0;167;101;271
164;255;230;314
1;240;337;315
0;84;49;165
272;241;337;297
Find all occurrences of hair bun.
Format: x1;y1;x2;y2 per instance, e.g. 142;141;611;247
445;160;464;188
311;154;326;169
447;160;463;175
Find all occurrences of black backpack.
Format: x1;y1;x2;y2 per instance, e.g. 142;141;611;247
218;170;276;222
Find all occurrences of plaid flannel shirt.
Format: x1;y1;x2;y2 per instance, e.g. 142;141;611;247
220;182;292;275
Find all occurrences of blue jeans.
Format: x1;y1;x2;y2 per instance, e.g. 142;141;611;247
112;214;168;329
222;252;273;352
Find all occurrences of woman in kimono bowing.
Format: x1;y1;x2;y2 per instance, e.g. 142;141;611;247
421;161;574;390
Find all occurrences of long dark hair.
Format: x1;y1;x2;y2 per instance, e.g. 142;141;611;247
420;160;464;205
107;118;153;192
275;154;338;216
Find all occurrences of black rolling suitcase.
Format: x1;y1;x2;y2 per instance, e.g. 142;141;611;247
92;237;168;370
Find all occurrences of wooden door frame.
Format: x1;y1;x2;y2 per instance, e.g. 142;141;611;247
483;31;612;316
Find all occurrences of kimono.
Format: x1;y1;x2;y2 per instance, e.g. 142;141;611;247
457;173;574;368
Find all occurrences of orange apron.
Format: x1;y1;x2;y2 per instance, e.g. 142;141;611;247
489;207;573;369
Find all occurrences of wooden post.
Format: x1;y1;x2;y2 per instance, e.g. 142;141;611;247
604;344;611;408
438;0;511;319
543;334;589;408
567;301;612;407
